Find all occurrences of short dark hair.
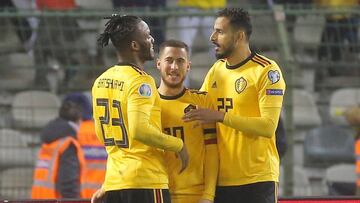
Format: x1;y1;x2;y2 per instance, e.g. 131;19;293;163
217;8;252;40
97;15;142;52
159;39;189;57
63;92;92;121
59;101;82;122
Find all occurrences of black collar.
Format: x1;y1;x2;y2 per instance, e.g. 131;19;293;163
117;62;147;74
159;88;186;100
226;52;255;69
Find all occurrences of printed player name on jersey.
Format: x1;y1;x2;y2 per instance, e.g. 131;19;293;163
97;78;124;90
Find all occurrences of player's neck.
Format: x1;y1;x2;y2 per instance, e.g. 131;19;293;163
158;83;184;97
117;53;144;70
226;45;251;66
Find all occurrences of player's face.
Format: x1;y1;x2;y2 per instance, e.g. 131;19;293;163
157;47;190;88
210;17;237;59
137;21;155;61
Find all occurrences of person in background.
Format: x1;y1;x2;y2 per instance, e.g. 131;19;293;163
112;0;166;50
315;0;359;63
31;100;84;199
176;0;226;56
0;0;33;51
64;92;107;198
34;0;80;89
91;15;188;203
344;106;360;195
157;39;218;203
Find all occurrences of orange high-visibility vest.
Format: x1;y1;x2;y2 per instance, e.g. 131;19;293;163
31;136;85;199
356;137;360;187
77;120;107;198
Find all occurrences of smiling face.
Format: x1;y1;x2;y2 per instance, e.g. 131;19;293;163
210;16;238;59
157;46;190;89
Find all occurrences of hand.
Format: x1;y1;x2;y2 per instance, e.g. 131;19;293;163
182;107;225;124
91;187;106;203
176;144;189;173
198;199;213;203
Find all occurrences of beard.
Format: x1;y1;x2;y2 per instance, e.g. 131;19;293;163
139;41;154;61
215;43;236;59
161;73;186;89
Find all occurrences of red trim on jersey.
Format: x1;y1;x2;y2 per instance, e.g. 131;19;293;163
155;189;161;203
205;139;217;145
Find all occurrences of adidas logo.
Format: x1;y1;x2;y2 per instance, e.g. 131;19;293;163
211;81;217;88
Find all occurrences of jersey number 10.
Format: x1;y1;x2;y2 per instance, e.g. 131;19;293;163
164;126;185;142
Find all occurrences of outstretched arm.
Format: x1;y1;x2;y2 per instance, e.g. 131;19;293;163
201;124;218;202
183;106;281;138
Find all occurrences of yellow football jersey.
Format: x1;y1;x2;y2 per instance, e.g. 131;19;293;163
159;89;218;202
92;63;182;191
201;53;286;186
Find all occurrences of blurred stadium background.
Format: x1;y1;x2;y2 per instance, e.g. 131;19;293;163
0;0;359;201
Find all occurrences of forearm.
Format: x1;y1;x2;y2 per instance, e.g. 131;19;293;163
202;144;219;201
129;111;183;152
222;107;281;138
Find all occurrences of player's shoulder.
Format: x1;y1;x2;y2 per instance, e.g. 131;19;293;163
96;63;149;79
115;63;156;84
250;53;279;69
116;62;149;76
215;58;226;64
186;88;208;95
92;63;155;91
204;59;226;76
212;58;226;68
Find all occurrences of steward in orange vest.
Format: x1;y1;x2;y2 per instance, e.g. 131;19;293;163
64;92;107;198
78;120;107;198
355;138;360;188
32;101;85;198
344;107;360;195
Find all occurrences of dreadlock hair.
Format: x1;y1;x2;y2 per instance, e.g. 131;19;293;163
97;14;142;52
217;8;252;41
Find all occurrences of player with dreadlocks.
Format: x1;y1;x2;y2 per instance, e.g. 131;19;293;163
91;15;189;203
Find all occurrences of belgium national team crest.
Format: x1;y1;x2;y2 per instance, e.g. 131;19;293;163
235;77;247;94
184;104;196;113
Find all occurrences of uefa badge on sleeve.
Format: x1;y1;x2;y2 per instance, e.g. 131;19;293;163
138;83;152;97
268;70;280;84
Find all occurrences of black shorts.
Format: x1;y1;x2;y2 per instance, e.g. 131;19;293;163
105;188;171;203
215;181;278;203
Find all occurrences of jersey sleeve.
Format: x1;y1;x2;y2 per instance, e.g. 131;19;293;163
257;62;286;108
127;75;183;152
202;123;218;201
223;107;281;138
222;63;286;138
203;123;217;145
127;75;157;115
